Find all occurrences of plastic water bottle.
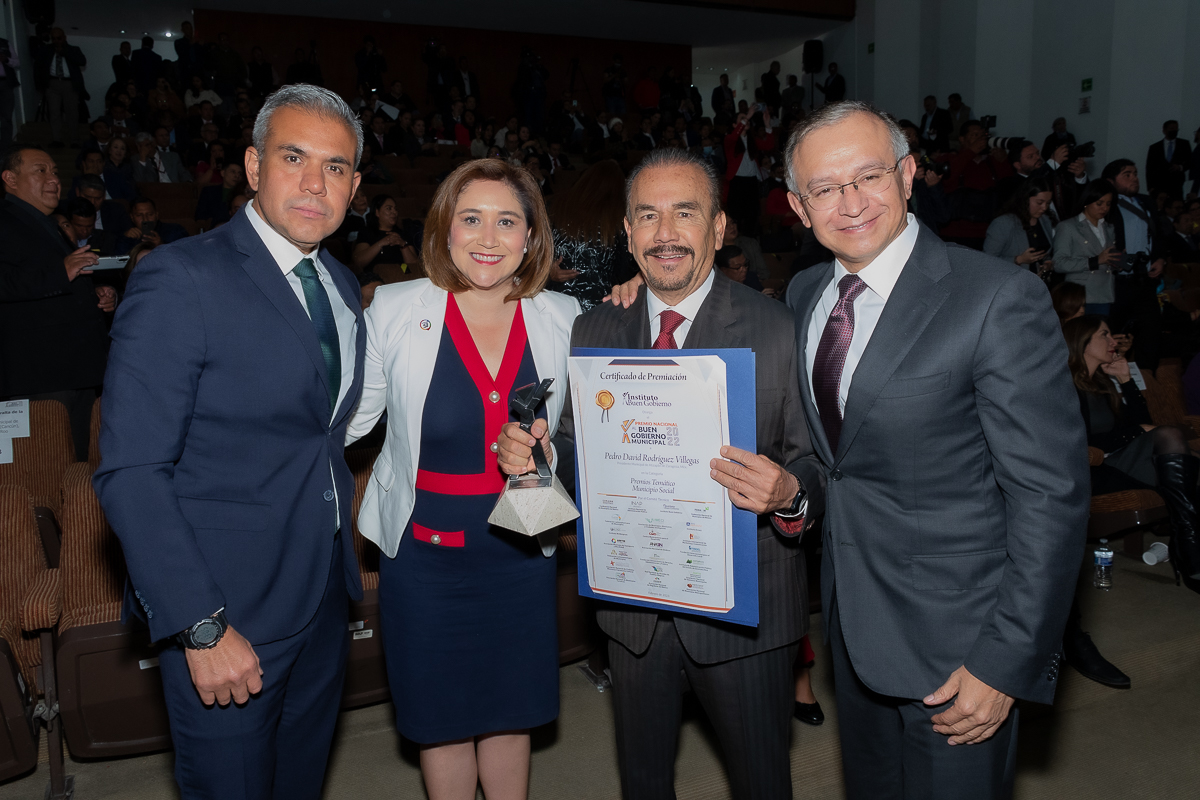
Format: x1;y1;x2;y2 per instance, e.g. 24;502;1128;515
1093;547;1114;590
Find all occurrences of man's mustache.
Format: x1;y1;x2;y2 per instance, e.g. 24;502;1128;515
643;245;694;258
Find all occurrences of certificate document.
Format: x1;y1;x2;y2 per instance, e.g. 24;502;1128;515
570;352;740;617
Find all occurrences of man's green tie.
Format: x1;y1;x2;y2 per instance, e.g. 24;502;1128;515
293;258;341;413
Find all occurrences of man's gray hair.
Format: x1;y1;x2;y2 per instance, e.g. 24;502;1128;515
784;100;910;195
134;132;153;144
78;174;105;193
252;84;364;168
625;148;722;220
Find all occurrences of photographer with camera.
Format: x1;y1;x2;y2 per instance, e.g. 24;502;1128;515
941;119;1013;244
999;139;1091;222
911;153;951;232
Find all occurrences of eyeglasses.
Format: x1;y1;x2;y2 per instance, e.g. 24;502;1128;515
800;158;905;211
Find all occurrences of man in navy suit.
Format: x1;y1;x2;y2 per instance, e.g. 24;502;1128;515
94;84;367;800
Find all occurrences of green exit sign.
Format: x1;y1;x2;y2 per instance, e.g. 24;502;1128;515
868;42;875;54
1081;78;1093;92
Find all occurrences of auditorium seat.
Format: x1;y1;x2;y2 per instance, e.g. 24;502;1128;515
553;170;581;192
0;400;74;519
1086;447;1169;557
418;155;454;175
322;237;352;269
403;184;437;206
389;168;429;187
0;638;37;783
87;401;101;470
362;183;402;204
53;463;172;758
342;446;389;709
135;183;199;221
393;197;425;220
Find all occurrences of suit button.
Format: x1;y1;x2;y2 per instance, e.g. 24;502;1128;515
489;390;501;404
323;489;334;501
831;470;842;481
490;442;499;453
430;534;442;545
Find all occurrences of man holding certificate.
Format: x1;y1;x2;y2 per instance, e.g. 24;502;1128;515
498;148;825;800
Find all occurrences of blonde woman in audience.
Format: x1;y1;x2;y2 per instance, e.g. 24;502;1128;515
348;159;579;800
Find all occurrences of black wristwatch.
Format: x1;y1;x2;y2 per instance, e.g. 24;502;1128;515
176;609;228;650
778;477;808;518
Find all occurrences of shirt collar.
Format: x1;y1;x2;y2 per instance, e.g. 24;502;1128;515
646;267;715;325
831;213;918;302
246;199;322;275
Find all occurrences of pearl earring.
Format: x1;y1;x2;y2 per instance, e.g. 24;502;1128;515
523;247;528;253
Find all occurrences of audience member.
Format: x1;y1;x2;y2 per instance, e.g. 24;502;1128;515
602;56;627;114
72;173;134;234
130;36;162;95
724;109;770;235
1064;315;1200;595
36;28;87;147
547;159;634;310
1101;158;1167;328
64;196;120;255
0;146;110;459
103;101;139;139
1167;205;1200;261
714;243;772;295
184;75;222;109
111;40;133;86
104;137;135;187
381;80;415;113
247;46;276;98
1147;119;1191;199
334;184;373;242
132;130;187;183
352;194;420;274
1053;179;1122;315
711;73;734;117
284;44;324;87
128;196;189;246
147;76;185;120
946;93;970;150
76;147;134;201
1052;280;1087;324
760;61;782;108
173;21;201;85
721;217;769;283
405;118;437;161
813;62;845;104
984;177;1056;279
194;162;245;226
354;36;388;94
194;141;228;184
209;34;247;103
916;95;952;153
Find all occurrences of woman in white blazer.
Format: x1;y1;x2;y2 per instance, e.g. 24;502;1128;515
1053;179;1125;315
347;159;580;799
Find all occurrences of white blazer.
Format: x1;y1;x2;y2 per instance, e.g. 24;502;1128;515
347;279;581;558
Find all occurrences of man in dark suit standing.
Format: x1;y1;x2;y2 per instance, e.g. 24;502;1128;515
35;28;87;147
503;148;826;799
111;40;133;85
783;101;1088;799
760;60;782;108
0;146;113;460
129;36;162;96
917;95;952;153
710;73;734;117
93;85;367;800
1146;119;1191;199
814;62;845;105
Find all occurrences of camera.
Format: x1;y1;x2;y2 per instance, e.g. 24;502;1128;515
986;136;1022;151
1067;141;1096;162
1127;252;1151;272
919;155;950;179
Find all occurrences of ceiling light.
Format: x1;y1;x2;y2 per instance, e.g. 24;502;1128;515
165;32;172;37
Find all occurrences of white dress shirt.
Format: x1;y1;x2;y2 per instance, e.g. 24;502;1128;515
646;268;715;347
247;200;358;522
805;213;920;415
1080;212;1107;248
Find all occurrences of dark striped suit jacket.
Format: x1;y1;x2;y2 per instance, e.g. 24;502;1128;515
556;271;826;664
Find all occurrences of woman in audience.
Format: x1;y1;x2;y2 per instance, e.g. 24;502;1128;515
193;141;227;185
470;122;490;158
1054;179;1125;315
194;162;244;227
183;75;222;110
1065;315;1200;594
984;177;1056;280
146;76;185;120
347;159;579;800
353;194;421;276
104;137;135;188
548;159;636;310
715;244;773;296
1052;281;1087;324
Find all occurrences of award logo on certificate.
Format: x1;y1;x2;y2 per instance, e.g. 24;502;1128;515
570;348;759;626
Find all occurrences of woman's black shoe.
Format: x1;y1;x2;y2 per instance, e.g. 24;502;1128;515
793;700;825;726
1153;453;1200;594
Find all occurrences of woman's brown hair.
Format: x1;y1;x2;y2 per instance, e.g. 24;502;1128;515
551;159;627;247
1062;314;1120;413
421;159;552;300
1050;281;1086;324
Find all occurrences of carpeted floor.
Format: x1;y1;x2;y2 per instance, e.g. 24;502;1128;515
4;536;1197;799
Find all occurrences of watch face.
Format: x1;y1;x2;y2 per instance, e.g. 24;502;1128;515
194;620;220;646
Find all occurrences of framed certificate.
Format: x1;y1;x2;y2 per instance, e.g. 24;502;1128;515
569;348;760;627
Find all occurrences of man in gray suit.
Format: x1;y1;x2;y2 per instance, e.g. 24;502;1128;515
783;101;1089;798
502;148;825;799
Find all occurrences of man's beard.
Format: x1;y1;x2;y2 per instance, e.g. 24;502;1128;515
641;245;699;293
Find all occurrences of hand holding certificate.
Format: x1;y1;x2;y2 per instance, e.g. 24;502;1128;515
569;348;761;626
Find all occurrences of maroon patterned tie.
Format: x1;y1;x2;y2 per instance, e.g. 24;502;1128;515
812;274;867;452
653;309;686;349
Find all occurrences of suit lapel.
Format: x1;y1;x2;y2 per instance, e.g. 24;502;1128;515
796;262;836;463
231;212;334;410
322;249;366;429
836;227;950;462
684;271;739;349
618;286;653;349
405;283;447;481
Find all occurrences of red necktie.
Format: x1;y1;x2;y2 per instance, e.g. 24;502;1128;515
812;274;867;452
653;309;686;349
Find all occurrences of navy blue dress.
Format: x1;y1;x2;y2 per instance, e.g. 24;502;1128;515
379;296;559;744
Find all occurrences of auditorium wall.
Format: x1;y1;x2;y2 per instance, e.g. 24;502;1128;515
191;10;690;123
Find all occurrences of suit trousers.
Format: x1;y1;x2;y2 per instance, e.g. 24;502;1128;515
608;615;798;800
158;532;350;800
44;78;76;143
828;592;1019;800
